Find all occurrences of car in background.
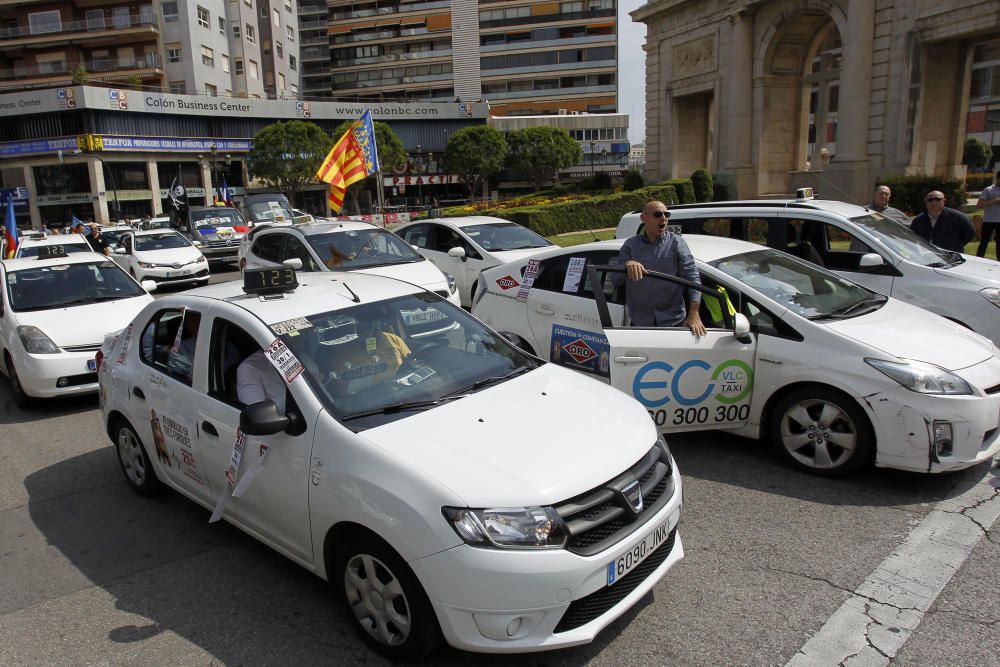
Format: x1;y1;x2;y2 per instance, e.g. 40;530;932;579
394;216;555;307
291;208;315;224
233;192;296;226
183;206;248;264
99;224;136;249
472;236;1000;476
15;233;91;258
615;197;1000;346
238;220;461;336
98;267;683;659
112;229;209;287
1;250;154;407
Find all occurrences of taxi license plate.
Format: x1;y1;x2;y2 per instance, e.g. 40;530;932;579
87;359;97;371
221;255;238;261
165;270;189;278
606;519;670;586
407;310;445;325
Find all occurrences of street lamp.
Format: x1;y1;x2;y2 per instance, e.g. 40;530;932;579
199;143;231;203
73;149;120;221
415;144;423;205
589;141;596;178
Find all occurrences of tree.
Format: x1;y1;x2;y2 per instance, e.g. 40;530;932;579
963;137;993;172
330;120;406;212
71;64;88;85
506;126;582;186
247;120;333;204
444;125;507;198
623;169;645;191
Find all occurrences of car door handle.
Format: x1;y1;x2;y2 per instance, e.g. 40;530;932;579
132;387;145;400
534;307;554;316
614;355;648;364
201;421;218;437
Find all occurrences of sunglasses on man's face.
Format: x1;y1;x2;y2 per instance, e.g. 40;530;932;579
926;197;944;202
650;210;670;219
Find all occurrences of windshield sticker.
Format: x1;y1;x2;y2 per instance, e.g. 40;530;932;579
551;324;610;378
270;316;313;335
150;409;204;486
116;323;133;364
265;337;304;384
496;275;520;290
515;259;540;303
171;307;186;353
562;257;586;293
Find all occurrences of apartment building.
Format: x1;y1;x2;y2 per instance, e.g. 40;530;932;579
306;0;617;117
0;1;296;99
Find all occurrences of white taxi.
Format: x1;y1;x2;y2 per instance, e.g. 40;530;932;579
15;232;91;258
98;268;683;659
1;249;154;407
472;237;1000;476
112;229;209;287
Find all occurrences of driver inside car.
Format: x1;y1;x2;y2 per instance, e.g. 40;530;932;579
305;314;412;400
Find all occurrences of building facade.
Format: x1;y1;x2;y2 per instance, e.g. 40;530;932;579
306;0;618;117
634;0;1000;202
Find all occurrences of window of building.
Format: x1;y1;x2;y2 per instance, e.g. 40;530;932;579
234;58;244;75
140;4;155;25
278;72;286;91
249;59;259;79
276;41;283;59
260;5;268;18
289;54;296;71
232;22;240;39
197;6;209;29
169;80;185;94
28;10;62;35
287;26;294;41
35;52;67;74
218;16;225;33
86;9;105;31
222;53;230;73
560;1;583;13
246;24;255;44
201;45;215;67
205;83;217;96
290;82;297;95
273;8;280;26
166;43;183;63
112;6;130;28
162;1;178;22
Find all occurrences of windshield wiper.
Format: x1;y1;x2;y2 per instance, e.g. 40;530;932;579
444;367;532;397
56;295;128;307
823;295;888;318
340;398;454;421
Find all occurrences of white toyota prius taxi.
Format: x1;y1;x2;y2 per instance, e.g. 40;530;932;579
1;248;154;407
472;237;1000;476
97;267;684;659
112;229;210;287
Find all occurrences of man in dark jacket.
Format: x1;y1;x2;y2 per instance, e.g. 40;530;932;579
910;190;975;253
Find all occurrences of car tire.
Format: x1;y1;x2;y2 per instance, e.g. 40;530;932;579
333;532;442;661
5;356;34;409
112;418;165;497
768;386;874;477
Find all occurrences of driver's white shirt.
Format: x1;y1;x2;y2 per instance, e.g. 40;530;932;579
237;350;286;413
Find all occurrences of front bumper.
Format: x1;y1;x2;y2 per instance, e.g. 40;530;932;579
199;244;242;262
409;464;683;653
12;349;99;398
139;265;209;284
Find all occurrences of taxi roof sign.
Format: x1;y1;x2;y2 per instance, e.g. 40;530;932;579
796;187;815;200
243;266;298;295
37;244;69;260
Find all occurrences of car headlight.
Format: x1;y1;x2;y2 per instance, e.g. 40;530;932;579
138;261;156;269
444;272;457;295
655;433;673;462
442;506;569;549
192;240;203;247
980;287;1000;308
17;325;60;354
865;358;973;395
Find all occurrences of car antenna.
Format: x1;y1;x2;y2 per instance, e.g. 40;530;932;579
342;282;361;303
589;230;600;241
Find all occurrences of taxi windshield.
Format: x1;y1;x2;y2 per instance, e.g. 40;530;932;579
16;242;89;258
6;261;146;312
710;248;882;320
277;292;538;429
462;222;553;251
191;210;243;228
248;200;294;223
849;213;955;266
307;229;422;269
135;232;192;251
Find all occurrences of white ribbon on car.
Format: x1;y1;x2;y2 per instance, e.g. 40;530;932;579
209;429;270;523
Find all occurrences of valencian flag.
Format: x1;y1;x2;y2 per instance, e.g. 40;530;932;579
315;110;380;213
3;193;17;259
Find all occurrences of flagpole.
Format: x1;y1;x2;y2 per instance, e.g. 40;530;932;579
375;167;386;228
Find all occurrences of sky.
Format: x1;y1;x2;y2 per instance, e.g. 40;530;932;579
618;0;647;145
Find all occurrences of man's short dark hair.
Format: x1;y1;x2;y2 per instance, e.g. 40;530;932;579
874;184;889;193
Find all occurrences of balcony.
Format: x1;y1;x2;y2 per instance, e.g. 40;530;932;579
0;15;158;49
479;8;616;30
0;53;162;90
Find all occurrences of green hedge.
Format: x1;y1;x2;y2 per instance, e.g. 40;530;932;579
876;175;965;216
966;173;995;192
691;169;714;202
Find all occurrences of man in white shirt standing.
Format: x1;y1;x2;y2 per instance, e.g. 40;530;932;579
975;170;1000;260
237;350;286;413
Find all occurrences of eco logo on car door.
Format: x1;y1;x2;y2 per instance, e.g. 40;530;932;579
632;359;753;407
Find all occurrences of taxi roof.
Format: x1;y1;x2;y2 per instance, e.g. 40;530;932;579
19;234;89;247
423;216;512;228
134;228;183;237
2;250;112;272
174;271;427;325
523;234;766;265
264;220;378;236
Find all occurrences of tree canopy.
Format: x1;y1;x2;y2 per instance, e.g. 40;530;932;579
247;120;333;201
963;137;994;172
444;125;508;197
506;125;582;186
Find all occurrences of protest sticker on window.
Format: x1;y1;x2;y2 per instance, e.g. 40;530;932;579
562;257;586;293
515;259;541;303
265;337;304;384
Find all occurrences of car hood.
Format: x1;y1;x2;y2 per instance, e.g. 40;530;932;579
192;226;246;241
358;364;656;507
134;247;203;264
823;297;994;370
16;295;153;347
351;259;448;291
933;255;1000;287
485;247;553;266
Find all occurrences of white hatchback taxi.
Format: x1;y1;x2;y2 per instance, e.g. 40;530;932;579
393;216;555;307
15;232;91;258
98;268;684;659
1;249;154;407
112;229;210;287
473;237;1000;476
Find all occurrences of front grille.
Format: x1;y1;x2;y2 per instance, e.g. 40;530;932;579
984;382;1000;395
60;372;97;387
554;528;677;633
554;445;674;556
62;344;102;352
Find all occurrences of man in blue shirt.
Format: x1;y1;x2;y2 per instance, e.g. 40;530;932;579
616;200;706;337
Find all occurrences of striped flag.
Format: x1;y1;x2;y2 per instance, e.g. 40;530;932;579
3;193;17;259
315;110;380;213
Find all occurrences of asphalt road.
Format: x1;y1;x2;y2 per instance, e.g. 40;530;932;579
1;267;998;665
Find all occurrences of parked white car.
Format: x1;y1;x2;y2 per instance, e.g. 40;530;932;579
1;251;154;407
15;233;91;258
615;197;1000;346
113;229;210;288
98;268;683;659
393;216;555;307
473;237;1000;476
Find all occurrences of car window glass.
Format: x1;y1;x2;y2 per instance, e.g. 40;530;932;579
140;308;202;385
6;261;145;311
208;318;264;406
400;224;429;247
849;213;948;265
252;234;284;263
309;229;421;270
530;255;571;293
745;218;771;245
135;232;191;251
283;236;320;271
432;226;465;253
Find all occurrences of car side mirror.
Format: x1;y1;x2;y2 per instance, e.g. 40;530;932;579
113;246;126;255
283;258;303;270
859;252;885;268
411;244;421;252
734;313;752;343
140;279;158;293
448;246;467;260
240;400;289;436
